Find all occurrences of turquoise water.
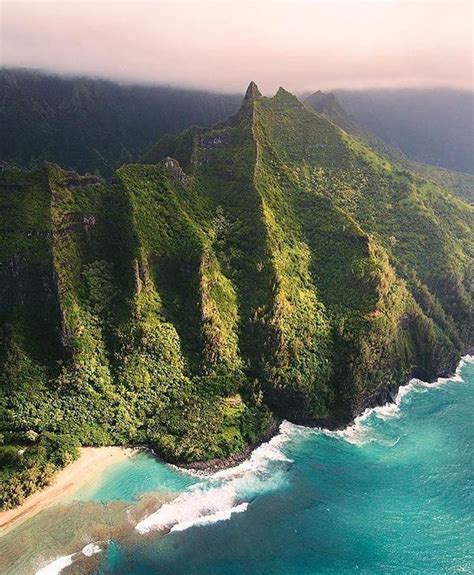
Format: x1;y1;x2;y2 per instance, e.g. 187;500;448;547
72;450;196;503
38;357;474;574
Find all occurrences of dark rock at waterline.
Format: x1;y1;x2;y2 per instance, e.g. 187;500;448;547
359;384;398;412
180;420;281;474
176;352;472;474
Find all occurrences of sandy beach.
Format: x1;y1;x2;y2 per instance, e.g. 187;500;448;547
0;446;137;535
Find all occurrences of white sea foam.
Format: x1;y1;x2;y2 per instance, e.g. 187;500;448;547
211;421;294;482
315;416;374;448
318;355;471;447
136;420;296;535
170;502;248;532
35;542;102;575
136;484;238;534
35;555;74;575
81;543;102;557
135;356;472;533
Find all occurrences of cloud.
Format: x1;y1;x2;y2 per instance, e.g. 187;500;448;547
1;0;472;92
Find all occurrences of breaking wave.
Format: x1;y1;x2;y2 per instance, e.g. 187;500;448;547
35;543;102;575
137;356;472;534
136;421;296;534
35;356;472;573
319;355;472;447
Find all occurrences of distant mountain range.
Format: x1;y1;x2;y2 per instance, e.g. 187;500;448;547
0;68;241;175
1;69;473;203
334;88;474;175
1;82;472;509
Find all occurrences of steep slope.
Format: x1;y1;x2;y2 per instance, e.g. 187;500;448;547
1;84;472;509
251;89;472;409
333;88;474;175
306;90;474;204
0;162;273;509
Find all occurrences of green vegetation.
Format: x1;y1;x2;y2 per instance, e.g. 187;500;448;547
305;90;474;204
1;83;472;509
0;68;240;176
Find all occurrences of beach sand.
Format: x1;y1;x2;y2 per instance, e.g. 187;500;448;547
0;446;137;535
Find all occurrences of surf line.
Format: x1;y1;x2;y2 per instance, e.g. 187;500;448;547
35;355;472;574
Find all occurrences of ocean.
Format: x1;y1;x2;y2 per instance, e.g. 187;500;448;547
2;356;473;574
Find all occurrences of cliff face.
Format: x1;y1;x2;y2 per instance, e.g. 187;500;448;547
1;84;472;508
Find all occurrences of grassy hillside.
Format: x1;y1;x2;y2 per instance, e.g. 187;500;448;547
306;90;474;204
1;84;472;509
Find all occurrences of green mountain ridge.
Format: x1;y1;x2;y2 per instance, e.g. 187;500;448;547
305;90;474;204
1;83;472;510
2;69;473;205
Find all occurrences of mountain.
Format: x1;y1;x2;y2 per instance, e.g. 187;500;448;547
333;88;474;175
1;83;472;510
0;68;241;176
2;70;473;205
306;90;474;204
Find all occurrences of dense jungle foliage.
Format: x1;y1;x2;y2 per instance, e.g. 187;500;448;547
1;83;472;509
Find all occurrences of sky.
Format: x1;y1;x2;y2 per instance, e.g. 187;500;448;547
1;0;472;93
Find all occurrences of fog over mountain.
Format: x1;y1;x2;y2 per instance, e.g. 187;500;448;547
334;88;474;175
1;69;473;193
2;0;472;92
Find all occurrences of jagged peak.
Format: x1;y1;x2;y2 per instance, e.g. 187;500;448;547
244;81;262;102
275;86;291;97
306;90;344;115
230;81;262;122
274;86;304;108
308;89;336;101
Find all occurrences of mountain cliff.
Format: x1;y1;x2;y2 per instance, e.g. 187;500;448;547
1;83;472;509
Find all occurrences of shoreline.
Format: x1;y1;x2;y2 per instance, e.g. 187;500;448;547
2;357;470;575
178;419;282;474
178;351;473;474
356;349;473;417
0;446;137;535
2;353;471;532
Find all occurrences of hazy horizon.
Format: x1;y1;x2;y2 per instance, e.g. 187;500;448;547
3;64;474;97
1;0;473;94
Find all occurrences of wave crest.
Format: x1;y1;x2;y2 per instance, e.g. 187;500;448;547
35;543;102;575
318;355;471;447
136;356;472;533
136;420;297;535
